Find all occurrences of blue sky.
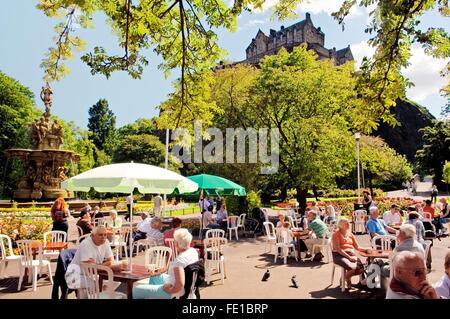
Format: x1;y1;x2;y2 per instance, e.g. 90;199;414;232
1;1;448;130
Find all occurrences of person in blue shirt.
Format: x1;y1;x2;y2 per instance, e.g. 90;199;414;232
366;206;397;238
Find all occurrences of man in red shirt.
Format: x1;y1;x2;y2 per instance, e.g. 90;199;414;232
423;200;435;219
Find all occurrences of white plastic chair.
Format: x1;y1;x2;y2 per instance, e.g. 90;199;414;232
16;240;53;291
77;225;84;237
331;263;346;292
353;210;367;234
110;227;131;262
423;240;432;268
205;229;226;239
274;229;297;264
76;234;91;247
0;234;22;279
133;238;158;256
227;216;240;241
144;246;172;272
79;262;126;299
93;217;106;227
263;222;277;253
135;246;173;286
371;235;397;251
238;214;246;232
165;238;178;262
305;236;332;263
423;212;433;223
204;237;227;285
43;231;67;260
287;216;298;229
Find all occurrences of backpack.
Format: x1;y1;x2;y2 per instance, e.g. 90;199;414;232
181;259;205;299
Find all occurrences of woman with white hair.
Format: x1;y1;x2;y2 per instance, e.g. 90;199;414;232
133;228;199;299
105;210;122;230
332;218;371;289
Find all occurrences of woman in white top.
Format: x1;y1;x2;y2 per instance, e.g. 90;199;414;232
133;228;199;299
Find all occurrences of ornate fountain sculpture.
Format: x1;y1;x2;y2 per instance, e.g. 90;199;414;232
4;83;80;200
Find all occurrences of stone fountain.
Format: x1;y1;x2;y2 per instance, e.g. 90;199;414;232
4;83;80;200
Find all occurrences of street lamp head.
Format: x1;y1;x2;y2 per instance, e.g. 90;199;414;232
354;132;361;140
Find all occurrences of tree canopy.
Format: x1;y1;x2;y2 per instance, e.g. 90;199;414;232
87;98;117;152
37;0;449;127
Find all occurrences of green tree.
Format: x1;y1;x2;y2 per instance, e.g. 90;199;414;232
359;135;413;192
87;98;116;153
416;120;450;187
113;134;181;172
0;72;41;197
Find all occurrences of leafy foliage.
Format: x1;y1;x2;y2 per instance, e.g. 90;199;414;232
37;1;449;127
87;98;117;153
415;120;450;186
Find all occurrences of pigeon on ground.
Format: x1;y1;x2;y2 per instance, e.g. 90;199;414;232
291;275;298;288
261;270;270;281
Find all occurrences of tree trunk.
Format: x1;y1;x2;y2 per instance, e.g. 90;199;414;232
280;185;288;201
368;171;374;198
296;187;308;214
312;185;320;202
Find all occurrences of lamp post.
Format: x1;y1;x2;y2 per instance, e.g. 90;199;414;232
355;132;361;203
163;128;169;216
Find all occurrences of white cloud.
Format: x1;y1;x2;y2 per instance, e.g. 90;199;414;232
403;48;449;102
246;19;266;26
259;0;368;19
351;40;376;69
351;41;448;103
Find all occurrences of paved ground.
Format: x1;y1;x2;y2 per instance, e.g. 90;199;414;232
387;177;449;201
1;227;448;299
1;178;448;299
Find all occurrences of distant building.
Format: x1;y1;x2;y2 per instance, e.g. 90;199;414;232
238;13;353;66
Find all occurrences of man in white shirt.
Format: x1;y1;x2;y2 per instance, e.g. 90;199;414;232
153;194;162;217
70;226;122;298
133;213;152;242
383;204;402;225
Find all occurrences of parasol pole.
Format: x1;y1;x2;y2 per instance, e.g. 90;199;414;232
129;189;133;272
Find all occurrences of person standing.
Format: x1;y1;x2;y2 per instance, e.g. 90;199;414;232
126;194;134;220
362;190;373;213
153;194;162;217
431;185;439;204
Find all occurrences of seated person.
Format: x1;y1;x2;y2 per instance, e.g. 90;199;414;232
303;210;330;261
90;205;104;220
433;251;450;299
377;224;426;283
386;251;438;299
276;212;286;228
324;202;336;224
366;206;397;238
133;213;152;242
146;217;165;245
383;204;402;226
70;226;125;298
76;209;93;235
202;205;220;237
164;217;182;242
332;219;369;289
105;210;123;231
133;228;199;299
405;211;426;244
422;200;435;219
297;209;309;230
215;204;228;231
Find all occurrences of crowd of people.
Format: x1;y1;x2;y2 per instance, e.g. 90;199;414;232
34;192;449;299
